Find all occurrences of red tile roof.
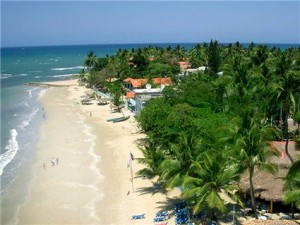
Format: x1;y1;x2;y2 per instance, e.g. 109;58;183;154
124;78;147;88
178;61;189;70
152;77;172;85
126;91;135;99
124;77;172;88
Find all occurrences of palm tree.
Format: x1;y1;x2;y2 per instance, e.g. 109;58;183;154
182;150;240;220
270;52;299;163
159;134;204;188
84;51;98;72
284;159;300;217
136;139;165;179
233;109;279;218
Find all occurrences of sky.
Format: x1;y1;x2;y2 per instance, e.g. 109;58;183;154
1;1;300;47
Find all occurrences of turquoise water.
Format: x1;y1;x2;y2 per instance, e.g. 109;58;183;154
0;42;299;223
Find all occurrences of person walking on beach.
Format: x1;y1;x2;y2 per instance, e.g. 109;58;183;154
51;158;55;166
89;111;92;117
56;158;59;165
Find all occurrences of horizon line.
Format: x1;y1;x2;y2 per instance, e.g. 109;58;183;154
2;41;300;49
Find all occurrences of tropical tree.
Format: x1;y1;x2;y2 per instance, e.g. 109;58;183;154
105;81;125;112
232;109;279;218
207;40;221;79
188;43;207;68
182;150;240;220
270;52;300;163
284;160;300;212
136;138;166;179
159;134;204;188
84;51;98;72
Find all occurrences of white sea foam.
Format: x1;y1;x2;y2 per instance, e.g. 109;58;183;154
75;114;103;222
27;87;39;98
17;74;29;77
49;58;60;62
77;113;102;179
38;89;47;99
34;76;41;79
18;108;39;130
51;66;83;71
51;74;75;78
29;70;41;73
0;129;19;177
1;73;12;79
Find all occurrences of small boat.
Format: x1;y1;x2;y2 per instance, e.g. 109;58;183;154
113;115;130;123
107;115;130;123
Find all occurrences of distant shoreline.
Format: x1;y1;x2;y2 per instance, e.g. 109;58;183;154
25;82;75;87
3;42;300;50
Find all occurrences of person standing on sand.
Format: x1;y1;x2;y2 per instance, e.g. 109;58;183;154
56;158;59;165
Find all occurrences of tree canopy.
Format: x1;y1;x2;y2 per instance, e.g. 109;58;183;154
83;41;300;220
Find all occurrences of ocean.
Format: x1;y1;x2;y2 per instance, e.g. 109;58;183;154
0;42;299;222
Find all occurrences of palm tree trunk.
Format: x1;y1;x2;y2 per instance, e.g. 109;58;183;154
248;166;258;219
284;114;294;164
284;115;295;218
280;106;284;140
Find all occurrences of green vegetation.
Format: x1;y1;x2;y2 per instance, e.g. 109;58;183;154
83;41;300;220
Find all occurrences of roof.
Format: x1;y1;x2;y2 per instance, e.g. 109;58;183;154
239;141;299;202
126;91;135;99
124;78;148;88
178;61;189;70
152;77;172;85
124;77;172;88
243;219;299;225
268;141;299;168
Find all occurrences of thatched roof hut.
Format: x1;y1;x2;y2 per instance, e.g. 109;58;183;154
240;141;299;202
243;219;299;225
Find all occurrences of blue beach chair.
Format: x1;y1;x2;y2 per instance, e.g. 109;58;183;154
156;211;169;217
131;214;145;220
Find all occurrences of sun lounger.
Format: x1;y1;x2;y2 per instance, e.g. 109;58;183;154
156;211;169;217
154;216;168;223
131;214;145;220
207;221;217;225
155;222;168;225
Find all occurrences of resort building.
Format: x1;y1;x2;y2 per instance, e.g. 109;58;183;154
123;77;172;90
124;77;172;114
132;88;164;114
177;61;190;71
181;66;207;77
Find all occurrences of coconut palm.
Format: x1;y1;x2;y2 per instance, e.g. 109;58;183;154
84;51;98;72
182;150;240;220
159;134;204;188
284;159;300;218
136;139;166;179
233;109;279;218
269;52;300;163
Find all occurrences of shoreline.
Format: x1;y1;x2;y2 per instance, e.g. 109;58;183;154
3;79;298;225
15;79;179;225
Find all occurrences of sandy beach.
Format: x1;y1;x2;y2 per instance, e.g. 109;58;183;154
13;79;300;225
16;79;180;225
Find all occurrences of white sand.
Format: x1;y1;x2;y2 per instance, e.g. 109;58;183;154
16;79;180;225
